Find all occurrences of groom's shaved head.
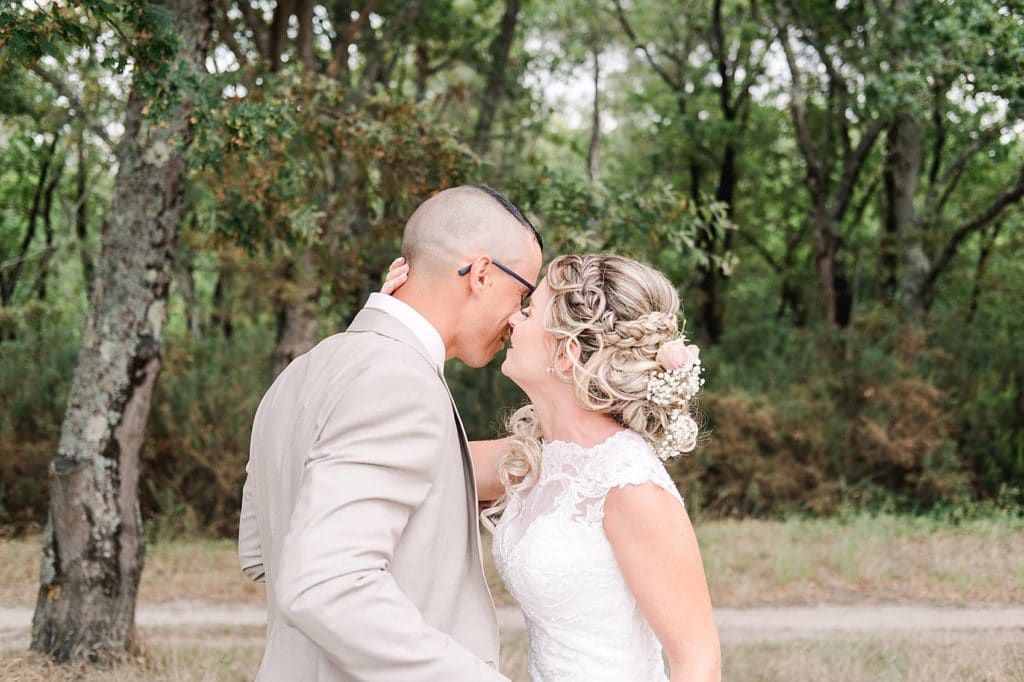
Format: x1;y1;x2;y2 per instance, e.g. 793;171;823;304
402;185;542;278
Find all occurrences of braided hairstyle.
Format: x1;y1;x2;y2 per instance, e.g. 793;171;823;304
484;253;697;525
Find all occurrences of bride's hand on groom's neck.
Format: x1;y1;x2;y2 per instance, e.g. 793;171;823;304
381;256;409;296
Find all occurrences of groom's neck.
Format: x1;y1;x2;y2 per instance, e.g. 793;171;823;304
393;286;459;351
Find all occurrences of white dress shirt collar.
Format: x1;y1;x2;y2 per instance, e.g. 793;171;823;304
364;292;446;370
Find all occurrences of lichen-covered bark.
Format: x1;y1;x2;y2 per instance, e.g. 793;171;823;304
30;0;211;664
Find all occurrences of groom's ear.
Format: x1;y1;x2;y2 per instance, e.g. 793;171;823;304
464;256;493;297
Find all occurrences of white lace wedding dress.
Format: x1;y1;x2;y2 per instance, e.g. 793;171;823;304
492;429;685;681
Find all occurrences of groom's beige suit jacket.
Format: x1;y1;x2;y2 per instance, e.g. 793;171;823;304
238;303;506;681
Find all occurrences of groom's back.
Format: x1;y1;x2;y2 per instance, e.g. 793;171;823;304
240;309;501;681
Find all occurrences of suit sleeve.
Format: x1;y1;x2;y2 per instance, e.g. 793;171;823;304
238;451;265;582
275;363;508;681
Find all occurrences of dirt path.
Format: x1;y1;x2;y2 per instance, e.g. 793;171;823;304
3;602;1024;649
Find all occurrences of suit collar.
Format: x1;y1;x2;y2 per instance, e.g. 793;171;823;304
347;306;441;374
363;293;446;368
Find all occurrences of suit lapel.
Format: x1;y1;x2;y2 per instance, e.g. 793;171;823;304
347;307;437;369
347;306;482;533
437;378;480;515
437;377;493;593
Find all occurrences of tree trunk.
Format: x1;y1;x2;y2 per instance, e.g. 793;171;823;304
175;246;203;338
76;128;95;298
471;0;522;156
965;220;1002;324
810;198;838;326
699;139;739;343
211;261;234;339
296;0;315;71
33;158;64;300
30;0;211;665
272;250;321;378
269;0;295;72
414;43;429;102
587;46;601;183
885;114;926;319
2;134;58;305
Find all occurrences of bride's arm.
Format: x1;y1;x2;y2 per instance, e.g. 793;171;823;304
603;485;721;682
469;438;509;503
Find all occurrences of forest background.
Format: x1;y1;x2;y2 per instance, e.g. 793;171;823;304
1;0;1023;544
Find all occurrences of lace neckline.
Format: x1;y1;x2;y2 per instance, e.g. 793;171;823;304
541;429;638;467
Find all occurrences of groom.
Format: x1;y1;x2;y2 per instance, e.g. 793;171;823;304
238;184;543;680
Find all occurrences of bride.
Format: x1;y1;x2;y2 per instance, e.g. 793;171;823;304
385;253;721;681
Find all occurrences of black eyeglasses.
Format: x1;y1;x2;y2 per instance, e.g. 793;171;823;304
458;259;536;295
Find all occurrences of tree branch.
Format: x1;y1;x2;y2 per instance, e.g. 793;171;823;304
831;117;884;222
327;0;382;79
215;0;247;67
361;0;423;89
711;0;733;118
613;0;680;91
922;162;1024;297
32;159;64;300
926;83;946;193
921;124;1003;222
2;134;59;305
775;22;824;186
730;34;772;114
29;64;114;150
736;228;782;272
237;0;269;61
844;176;879;236
471;0;521;155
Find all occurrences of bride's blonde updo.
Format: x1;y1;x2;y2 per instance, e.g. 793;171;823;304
486;253;698;521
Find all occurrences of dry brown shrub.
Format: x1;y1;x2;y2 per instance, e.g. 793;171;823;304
853;379;948;470
672;391;839;517
851;378;969;501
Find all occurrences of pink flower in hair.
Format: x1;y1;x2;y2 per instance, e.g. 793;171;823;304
656;339;700;373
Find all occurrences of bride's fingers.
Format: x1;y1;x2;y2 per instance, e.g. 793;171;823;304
387;256;406;273
380;264;409;294
384;264;409;284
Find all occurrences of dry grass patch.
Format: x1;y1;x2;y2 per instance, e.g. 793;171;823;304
500;629;1024;681
3;514;1022;610
0;535;40;608
0;536;264;608
141;539;265;605
2;622;1022;681
0;626;264;681
699;514;1024;607
723;630;1024;682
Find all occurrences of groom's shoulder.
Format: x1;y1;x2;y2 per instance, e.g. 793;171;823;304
312;329;438;383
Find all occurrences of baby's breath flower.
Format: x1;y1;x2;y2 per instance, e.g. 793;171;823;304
647;341;705;459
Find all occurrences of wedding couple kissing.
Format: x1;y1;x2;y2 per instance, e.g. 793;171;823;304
238;184;721;681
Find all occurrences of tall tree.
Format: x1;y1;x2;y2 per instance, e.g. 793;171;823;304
472;0;525;156
880;1;1024;319
774;2;885;327
25;0;213;663
614;0;772;340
